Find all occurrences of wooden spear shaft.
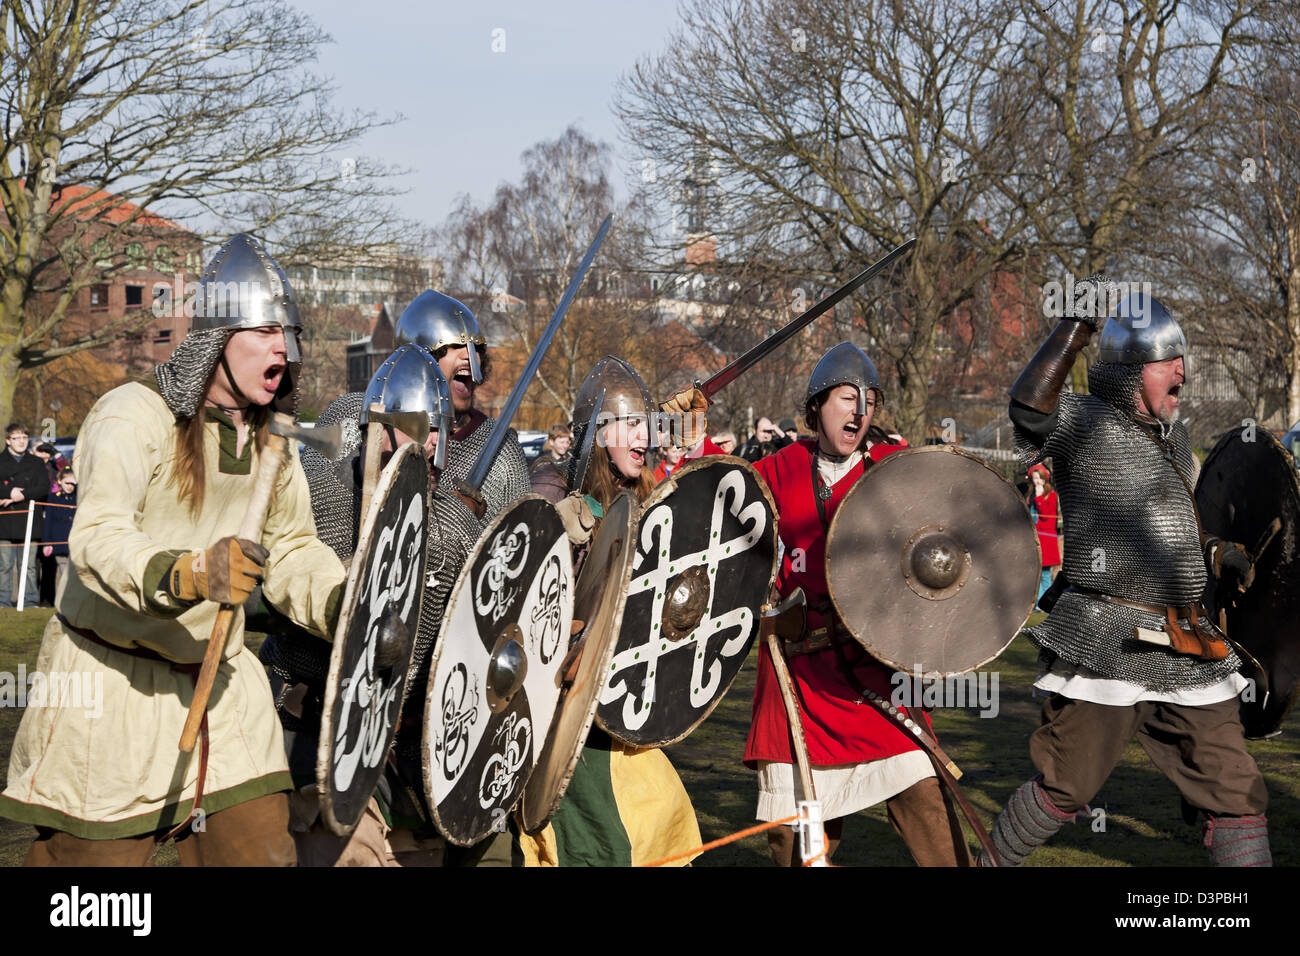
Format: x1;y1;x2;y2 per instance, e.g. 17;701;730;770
765;632;817;802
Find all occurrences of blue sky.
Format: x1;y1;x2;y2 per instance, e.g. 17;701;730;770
296;0;683;229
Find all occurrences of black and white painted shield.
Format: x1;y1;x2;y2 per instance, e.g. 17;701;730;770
317;442;429;836
595;456;778;747
422;495;573;845
1197;424;1300;737
521;492;637;833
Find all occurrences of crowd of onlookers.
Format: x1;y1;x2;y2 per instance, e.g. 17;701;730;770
0;422;77;608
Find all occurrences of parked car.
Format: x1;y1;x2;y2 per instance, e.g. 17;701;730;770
517;430;548;464
1283;421;1300;471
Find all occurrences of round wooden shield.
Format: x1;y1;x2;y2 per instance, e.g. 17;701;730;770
422;495;573;846
595;456;778;747
1196;424;1300;737
520;492;636;833
317;442;429;836
827;445;1039;676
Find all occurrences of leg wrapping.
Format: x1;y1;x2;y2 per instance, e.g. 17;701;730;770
1203;814;1271;868
986;776;1075;867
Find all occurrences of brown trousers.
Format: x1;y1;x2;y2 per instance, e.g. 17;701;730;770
1031;694;1268;816
25;793;296;867
767;777;973;867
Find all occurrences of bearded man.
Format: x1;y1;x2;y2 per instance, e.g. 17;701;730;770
985;283;1269;867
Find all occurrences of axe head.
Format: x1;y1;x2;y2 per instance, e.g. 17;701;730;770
269;419;346;461
364;409;430;447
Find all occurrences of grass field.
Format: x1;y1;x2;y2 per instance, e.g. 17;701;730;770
1;606;1296;866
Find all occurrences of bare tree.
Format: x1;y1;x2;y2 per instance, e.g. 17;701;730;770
988;0;1275;392
438;126;679;426
1156;7;1300;431
0;0;409;423
614;0;1037;436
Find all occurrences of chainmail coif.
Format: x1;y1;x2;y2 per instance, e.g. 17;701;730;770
155;325;302;419
154;328;229;419
1012;361;1240;691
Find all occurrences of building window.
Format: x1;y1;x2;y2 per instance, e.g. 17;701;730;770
153;329;172;344
89;284;109;309
125;285;144;307
126;242;145;269
153;244;174;272
91;238;112;268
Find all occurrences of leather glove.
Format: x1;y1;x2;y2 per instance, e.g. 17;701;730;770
1067;274;1116;331
169;536;269;605
1212;540;1255;593
659;384;709;448
554;492;596;547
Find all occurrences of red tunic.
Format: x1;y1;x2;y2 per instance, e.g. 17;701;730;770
1032;491;1060;566
744;438;930;767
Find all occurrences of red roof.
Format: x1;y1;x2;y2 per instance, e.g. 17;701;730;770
49;184;185;230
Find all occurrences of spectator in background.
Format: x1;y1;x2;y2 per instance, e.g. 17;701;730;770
711;429;737;455
32;442;60;494
866;424;909;448
0;423;49;607
1027;463;1062;601
653;441;686;482
774;418;798;450
531;423;573;474
41;467;77;605
737;417;778;461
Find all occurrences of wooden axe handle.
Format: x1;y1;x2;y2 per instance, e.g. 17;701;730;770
765;632;817;802
179;417;291;752
359;413;384;524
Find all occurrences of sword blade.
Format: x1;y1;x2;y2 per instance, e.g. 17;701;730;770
698;237;917;400
465;213;614;492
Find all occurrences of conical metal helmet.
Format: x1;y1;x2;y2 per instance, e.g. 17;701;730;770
394;290;486;384
569;355;660;488
805;341;882;416
1097;293;1187;364
193;233;303;363
361;345;454;471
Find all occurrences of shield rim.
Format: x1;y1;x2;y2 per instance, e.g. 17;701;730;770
519;491;638;834
421;493;572;846
826;444;1039;677
317;441;429;836
1197;424;1300;737
594;453;779;748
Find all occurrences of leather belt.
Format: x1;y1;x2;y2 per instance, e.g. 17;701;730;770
58;615;211;843
1065;586;1168;617
1064;588;1229;660
782;619;852;658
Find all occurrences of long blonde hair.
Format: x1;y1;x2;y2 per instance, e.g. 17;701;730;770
170;371;269;516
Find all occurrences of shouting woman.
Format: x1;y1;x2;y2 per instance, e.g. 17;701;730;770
747;342;971;866
0;235;345;866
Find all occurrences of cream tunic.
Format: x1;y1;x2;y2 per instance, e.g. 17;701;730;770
0;382;345;838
